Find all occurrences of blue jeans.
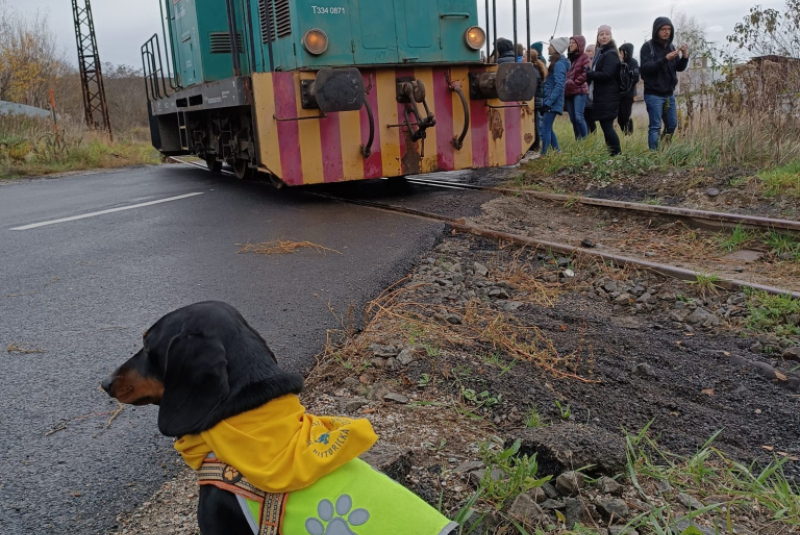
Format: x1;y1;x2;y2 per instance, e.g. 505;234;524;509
565;95;588;140
644;93;678;150
540;112;560;155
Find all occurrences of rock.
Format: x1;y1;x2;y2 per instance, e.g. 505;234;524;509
556;471;586;496
637;293;652;304
655;479;674;495
488;287;510;299
371;344;399;358
510;424;628;477
383;392;409;404
603;280;619;293
609;527;639;535
370;357;387;369
523;486;547;504
445;313;463;325
706;187;720;197
367;383;391;401
557;257;571;267
473;262;489;277
508;494;546;524
678;492;704;511
563;269;576;278
596;498;630;524
541;482;559;499
673;519;716;535
783;347;800;361
503;301;524;312
685;308;720;327
453;460;485;474
539;498;566;510
396;348;418;366
385;357;402;371
564;497;595;529
581;238;596;248
597;477;624;496
462;510;501;535
633;363;657;378
614;293;634;305
360;444;412;482
339;398;369;413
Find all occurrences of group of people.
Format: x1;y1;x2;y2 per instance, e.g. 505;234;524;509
496;17;690;157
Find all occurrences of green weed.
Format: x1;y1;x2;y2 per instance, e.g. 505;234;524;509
686;272;722;298
477;440;551;508
523;406;546;429
718;224;754;252
746;291;800;336
758;160;800;197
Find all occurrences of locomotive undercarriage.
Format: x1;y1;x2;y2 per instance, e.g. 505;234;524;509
188;108;257;180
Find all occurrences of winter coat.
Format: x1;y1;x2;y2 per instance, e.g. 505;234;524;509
619;43;641;99
496;38;517;64
586;41;621;121
565;36;590;97
542;55;570;114
639;17;689;97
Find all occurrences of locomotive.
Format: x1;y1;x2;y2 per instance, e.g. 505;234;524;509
143;0;536;184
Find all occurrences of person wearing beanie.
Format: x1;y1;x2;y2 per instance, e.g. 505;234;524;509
565;36;590;140
618;43;640;134
640;17;689;150
531;41;547;67
539;38;571;156
495;38;517;64
586;25;622;156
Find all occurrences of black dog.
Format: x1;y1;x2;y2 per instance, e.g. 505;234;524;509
102;301;304;533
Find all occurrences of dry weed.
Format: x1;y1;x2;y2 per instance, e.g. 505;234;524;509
236;240;342;256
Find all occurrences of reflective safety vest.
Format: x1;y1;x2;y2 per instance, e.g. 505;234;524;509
199;456;459;535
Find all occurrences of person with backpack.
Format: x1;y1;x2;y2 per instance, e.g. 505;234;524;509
540;37;570;156
618;43;640;135
640;17;689;150
586;25;622;156
565;36;590;140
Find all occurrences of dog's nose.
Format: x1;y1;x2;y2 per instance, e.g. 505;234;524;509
101;376;115;394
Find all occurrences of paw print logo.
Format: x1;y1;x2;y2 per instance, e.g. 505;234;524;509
316;432;331;445
305;495;369;535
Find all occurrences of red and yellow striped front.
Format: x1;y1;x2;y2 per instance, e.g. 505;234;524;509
251;66;535;186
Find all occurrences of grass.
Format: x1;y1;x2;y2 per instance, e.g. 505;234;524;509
765;231;800;260
477;440;551;508
759;160;800;198
745;290;800;337
523;405;546;429
687;272;723;298
718;224;754;253
0;114;160;180
519;111;800;197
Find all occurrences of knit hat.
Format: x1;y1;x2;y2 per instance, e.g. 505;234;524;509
550;37;570;57
597;24;612;35
530;41;545;57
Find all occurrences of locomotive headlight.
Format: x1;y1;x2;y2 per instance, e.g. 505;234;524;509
465;26;486;50
303;29;329;55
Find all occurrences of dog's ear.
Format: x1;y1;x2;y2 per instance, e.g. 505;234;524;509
157;331;229;437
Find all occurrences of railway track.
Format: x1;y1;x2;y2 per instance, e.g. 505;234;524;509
169;157;800;299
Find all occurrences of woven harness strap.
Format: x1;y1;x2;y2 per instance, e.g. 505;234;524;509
198;458;287;535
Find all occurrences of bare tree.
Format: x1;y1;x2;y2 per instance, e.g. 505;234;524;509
728;0;800;58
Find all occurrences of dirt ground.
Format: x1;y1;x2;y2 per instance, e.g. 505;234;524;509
112;189;800;535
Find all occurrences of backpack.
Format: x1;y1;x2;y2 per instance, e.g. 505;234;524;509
618;61;635;94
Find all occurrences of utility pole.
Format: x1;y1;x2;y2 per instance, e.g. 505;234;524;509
71;0;113;139
573;0;582;36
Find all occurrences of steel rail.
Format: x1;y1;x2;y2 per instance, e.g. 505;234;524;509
168;157;800;299
402;176;800;233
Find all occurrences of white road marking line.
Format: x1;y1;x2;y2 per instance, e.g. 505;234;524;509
10;192;205;231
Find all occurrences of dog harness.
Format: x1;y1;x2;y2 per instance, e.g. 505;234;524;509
178;395;457;535
199;456;459;535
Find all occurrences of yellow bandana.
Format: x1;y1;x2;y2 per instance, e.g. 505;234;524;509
174;394;378;493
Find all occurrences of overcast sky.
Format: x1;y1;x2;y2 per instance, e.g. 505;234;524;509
7;0;784;68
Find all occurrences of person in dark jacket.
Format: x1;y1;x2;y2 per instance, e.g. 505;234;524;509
540;37;570;156
586;25;622;156
565;35;590;140
618;43;640;135
640;17;689;150
495;38;517;64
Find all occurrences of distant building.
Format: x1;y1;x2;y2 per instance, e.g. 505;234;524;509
0;101;51;119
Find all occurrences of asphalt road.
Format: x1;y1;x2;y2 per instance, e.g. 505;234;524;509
0;164;495;534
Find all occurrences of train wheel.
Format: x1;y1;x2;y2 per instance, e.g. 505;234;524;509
233;159;255;180
205;154;222;173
